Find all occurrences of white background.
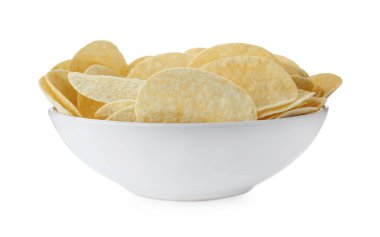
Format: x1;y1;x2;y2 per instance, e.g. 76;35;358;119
0;0;379;236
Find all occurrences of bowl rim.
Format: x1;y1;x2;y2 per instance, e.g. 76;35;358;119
49;106;328;128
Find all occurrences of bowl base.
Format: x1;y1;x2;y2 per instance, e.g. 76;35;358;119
129;186;255;201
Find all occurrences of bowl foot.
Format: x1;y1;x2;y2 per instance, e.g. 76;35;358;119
128;186;255;201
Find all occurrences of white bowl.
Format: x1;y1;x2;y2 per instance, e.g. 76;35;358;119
49;107;328;201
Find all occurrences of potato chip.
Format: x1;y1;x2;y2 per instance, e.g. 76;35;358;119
298;97;327;109
185;47;205;56
291;75;314;91
275;54;308;77
77;95;104;118
52;60;71;70
95;100;135;119
263;107;318;119
136;68;256;122
308;73;342;97
121;56;150;77
258;89;315;118
39;76;81;116
84;64;119;76
106;104;136;122
188;43;279;68
44;70;81;116
69;72;145;103
275;107;318;119
79;65;119;117
69;40;127;74
45;70;77;106
127;53;193;80
201;56;298;111
311;84;323;97
78;64;122;118
39;77;72;115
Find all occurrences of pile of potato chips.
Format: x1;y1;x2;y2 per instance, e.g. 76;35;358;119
39;41;342;123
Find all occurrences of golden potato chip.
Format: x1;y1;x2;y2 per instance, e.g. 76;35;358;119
45;70;77;106
311;84;323;97
69;40;126;74
291;75;314;91
188;43;279;68
201;56;298;111
106;104;136;122
275;54;308;77
78;64;121;118
263;107;318;119
39;76;81;116
121;56;150;77
80;65;118;117
185;47;205;56
298;97;327;109
52;60;71;70
136;68;256;122
258;90;315;118
44;70;81;116
95;100;135;119
276;107;318;118
77;94;104;118
127;53;193;80
69;72;145;103
308;73;342;97
39;77;72;115
84;64;119;76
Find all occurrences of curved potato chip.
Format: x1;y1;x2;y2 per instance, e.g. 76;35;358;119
276;107;318;118
77;64;120;118
106;104;136;122
70;40;126;74
275;54;308;77
298;97;327;109
264;107;318;119
95;100;135;119
311;84;323;97
39;77;73;115
39;76;81;116
136;68;256;122
46;70;78;106
121;56;150;77
291;75;314;91
69;72;145;103
308;73;342;97
127;53;192;80
52;60;71;70
201;56;298;111
84;64;119;76
185;47;205;56
188;43;279;68
77;94;104;118
258;89;315;118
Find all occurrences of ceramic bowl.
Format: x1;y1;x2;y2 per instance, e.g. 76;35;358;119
49;107;328;201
